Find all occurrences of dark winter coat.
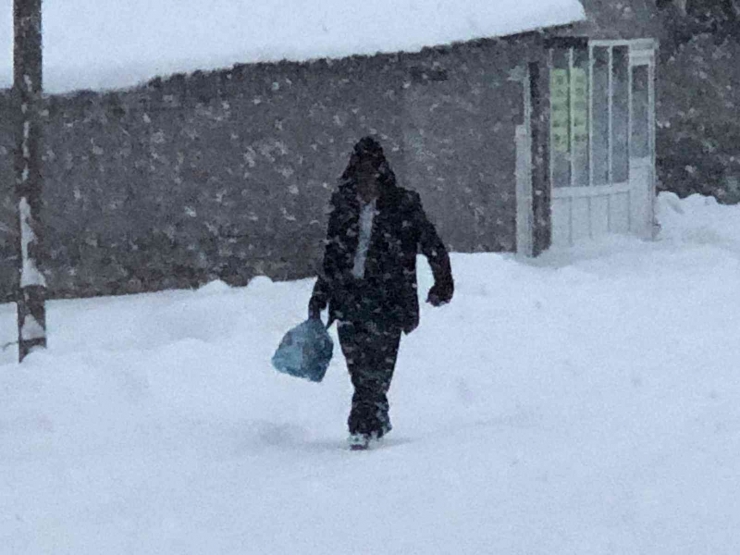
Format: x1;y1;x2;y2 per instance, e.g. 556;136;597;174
309;180;454;334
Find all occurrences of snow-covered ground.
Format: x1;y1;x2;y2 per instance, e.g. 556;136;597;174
0;0;585;93
2;192;740;554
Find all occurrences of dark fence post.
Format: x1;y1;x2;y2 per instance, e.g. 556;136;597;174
14;0;47;361
529;61;551;257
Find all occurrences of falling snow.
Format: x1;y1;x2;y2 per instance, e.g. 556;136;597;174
1;1;740;552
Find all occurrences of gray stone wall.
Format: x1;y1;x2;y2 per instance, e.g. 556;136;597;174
0;38;529;302
36;56;406;300
403;39;530;253
573;0;666;41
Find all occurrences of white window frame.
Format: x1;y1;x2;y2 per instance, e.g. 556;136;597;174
548;39;657;190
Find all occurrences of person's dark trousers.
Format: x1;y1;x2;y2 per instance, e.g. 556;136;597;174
337;320;402;439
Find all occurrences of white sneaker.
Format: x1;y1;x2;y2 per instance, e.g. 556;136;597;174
348;432;384;451
348;433;370;450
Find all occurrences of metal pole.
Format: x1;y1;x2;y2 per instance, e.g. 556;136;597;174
14;0;46;362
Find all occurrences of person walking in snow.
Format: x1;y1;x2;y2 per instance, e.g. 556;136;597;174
309;136;454;450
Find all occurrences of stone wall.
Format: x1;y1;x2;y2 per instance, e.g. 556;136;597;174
403;39;529;253
0;38;530;302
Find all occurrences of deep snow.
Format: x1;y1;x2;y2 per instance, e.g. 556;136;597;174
1;192;740;554
0;0;585;93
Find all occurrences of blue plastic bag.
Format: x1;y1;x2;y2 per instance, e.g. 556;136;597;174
271;318;334;382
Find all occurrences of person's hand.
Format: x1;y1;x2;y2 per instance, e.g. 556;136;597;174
426;283;452;307
308;297;323;320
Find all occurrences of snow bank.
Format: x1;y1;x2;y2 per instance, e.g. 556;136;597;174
657;191;740;249
2;192;740;554
0;0;585;93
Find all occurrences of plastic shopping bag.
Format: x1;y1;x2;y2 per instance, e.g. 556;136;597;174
271;318;333;383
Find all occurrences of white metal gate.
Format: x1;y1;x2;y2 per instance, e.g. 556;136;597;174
550;39;657;247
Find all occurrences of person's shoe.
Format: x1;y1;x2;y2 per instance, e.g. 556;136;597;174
348;431;385;451
348;433;370;451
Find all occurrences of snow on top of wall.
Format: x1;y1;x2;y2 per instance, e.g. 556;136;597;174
0;0;585;94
